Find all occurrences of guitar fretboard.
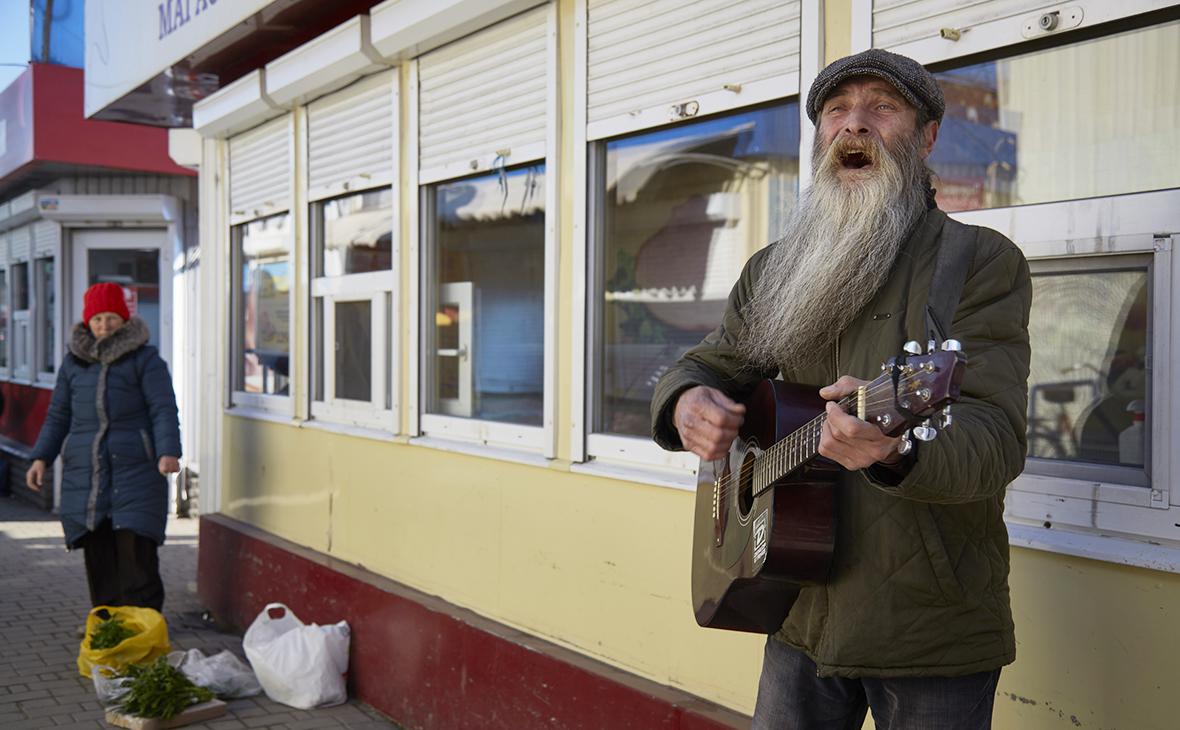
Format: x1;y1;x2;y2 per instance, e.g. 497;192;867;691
751;395;856;499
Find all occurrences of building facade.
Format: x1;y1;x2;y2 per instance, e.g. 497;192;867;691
86;1;1180;728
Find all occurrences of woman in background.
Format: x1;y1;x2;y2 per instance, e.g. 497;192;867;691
26;281;181;610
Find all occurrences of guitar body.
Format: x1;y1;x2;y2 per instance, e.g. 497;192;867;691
691;380;837;633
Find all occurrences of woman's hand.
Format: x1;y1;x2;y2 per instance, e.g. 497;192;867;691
26;460;46;491
158;456;180;475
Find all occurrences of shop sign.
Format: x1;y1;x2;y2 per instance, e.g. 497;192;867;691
84;0;273;118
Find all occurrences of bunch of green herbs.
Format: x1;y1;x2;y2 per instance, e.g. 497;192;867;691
89;616;137;650
117;656;214;720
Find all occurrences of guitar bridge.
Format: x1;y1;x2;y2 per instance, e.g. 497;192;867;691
712;477;724;547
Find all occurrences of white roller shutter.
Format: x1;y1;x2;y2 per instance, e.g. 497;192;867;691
308;70;396;200
0;231;9;263
871;0;1173;65
418;5;550;184
587;0;801;140
33;220;59;257
229;115;292;223
9;225;30;261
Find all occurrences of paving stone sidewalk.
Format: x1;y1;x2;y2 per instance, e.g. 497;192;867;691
0;494;403;729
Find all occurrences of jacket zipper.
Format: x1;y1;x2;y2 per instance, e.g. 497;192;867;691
813;338;841;677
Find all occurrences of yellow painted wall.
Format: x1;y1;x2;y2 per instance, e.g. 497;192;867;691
220;416;765;710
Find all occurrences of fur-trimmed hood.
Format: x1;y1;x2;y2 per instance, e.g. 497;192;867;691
69;317;151;364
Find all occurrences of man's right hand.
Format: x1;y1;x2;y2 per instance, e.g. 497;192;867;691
673;385;746;462
26;460;46;491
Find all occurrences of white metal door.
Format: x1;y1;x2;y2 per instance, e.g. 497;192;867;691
70;229;172;367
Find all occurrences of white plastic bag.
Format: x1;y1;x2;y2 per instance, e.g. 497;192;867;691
242;603;350;709
171;649;263;699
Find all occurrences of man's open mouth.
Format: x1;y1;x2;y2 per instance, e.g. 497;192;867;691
839;150;873;170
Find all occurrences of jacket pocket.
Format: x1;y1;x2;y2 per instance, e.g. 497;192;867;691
139;429;156;463
913;503;966;605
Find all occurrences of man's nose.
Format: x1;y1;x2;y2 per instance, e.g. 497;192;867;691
842;106;872;136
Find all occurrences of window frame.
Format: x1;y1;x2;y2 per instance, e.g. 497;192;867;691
0;263;10;378
229;211;296;414
33;255;58;383
953;189;1177;548
406;3;560;458
10;259;31;382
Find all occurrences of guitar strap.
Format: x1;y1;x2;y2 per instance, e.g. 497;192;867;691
923;216;979;345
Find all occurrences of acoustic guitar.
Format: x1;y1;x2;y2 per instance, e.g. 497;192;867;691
691;341;967;633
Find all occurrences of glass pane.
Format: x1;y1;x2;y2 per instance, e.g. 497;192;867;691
0;270;8;368
312;297;324;402
12;263;28;311
932;20;1180;212
429;165;546;424
36;259;54;373
335;300;372;402
600;103;800;436
236;214;291;396
1026;267;1148;470
87;249;160;348
319;188;394;277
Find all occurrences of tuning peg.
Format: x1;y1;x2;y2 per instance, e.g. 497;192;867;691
927;339;937;353
897;432;913;455
940;405;954;428
940;339;963;352
913;419;938;441
903;341;922;355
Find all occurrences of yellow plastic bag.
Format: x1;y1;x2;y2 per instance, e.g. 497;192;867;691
77;606;171;677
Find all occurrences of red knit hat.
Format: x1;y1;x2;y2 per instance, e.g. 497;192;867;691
82;282;131;322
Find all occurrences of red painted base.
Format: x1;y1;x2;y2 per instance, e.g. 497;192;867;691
198;514;750;730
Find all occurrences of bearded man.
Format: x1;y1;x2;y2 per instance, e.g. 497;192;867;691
651;50;1031;729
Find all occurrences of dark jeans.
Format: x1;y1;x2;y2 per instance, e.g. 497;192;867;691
79;519;165;611
752;638;1000;730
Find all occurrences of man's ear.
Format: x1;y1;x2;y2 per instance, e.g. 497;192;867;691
921;120;939;158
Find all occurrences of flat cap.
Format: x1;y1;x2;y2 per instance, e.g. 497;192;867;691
806;48;945;124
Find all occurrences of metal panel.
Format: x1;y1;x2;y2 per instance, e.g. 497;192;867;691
587;0;801;139
871;0;1175;64
33;220;59;257
418;5;548;180
229;116;292;222
0;231;9;262
308;70;396;198
9;224;31;261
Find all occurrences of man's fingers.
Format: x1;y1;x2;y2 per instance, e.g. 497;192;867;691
820;375;868;400
706;389;746;415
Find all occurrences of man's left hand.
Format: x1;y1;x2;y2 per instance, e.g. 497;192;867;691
818;376;904;470
158;456;180;475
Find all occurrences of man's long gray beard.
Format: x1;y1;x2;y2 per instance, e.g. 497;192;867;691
738;128;931;374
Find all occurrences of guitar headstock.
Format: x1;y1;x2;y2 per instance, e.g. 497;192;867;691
862;340;967;442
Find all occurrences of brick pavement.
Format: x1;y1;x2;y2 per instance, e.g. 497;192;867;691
0;495;404;729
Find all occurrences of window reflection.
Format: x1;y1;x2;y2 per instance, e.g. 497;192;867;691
1027;266;1148;470
428;165;545;425
236;214;291;396
599;104;800;436
933;20;1180;211
318;189;393;277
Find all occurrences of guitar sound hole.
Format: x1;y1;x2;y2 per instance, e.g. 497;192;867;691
737;450;755;518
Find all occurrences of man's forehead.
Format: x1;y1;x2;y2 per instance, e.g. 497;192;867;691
824;76;911;105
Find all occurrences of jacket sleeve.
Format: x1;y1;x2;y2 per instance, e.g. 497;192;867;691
140;350;182;459
650;250;778;451
30;360;73;462
861;231;1032;503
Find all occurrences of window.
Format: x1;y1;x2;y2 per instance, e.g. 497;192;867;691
588;103;800;463
941;16;1180;556
310;188;395;429
931;19;1180;212
11;261;29;380
0;267;8;371
35;257;54;374
232;213;292;398
421;165;546;428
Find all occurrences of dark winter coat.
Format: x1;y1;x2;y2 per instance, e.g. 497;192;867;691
651;208;1032;678
31;318;181;547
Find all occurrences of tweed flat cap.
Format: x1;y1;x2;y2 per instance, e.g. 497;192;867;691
806;48;945;124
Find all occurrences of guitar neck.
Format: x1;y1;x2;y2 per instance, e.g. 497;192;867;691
753;396;852;496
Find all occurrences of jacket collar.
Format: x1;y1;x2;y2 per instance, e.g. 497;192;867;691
69;317;150;364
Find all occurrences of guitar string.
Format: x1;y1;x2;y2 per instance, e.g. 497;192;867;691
711;371;940;500
712;383;915;501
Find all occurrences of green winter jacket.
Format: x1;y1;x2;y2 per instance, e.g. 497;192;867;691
651;208;1031;678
